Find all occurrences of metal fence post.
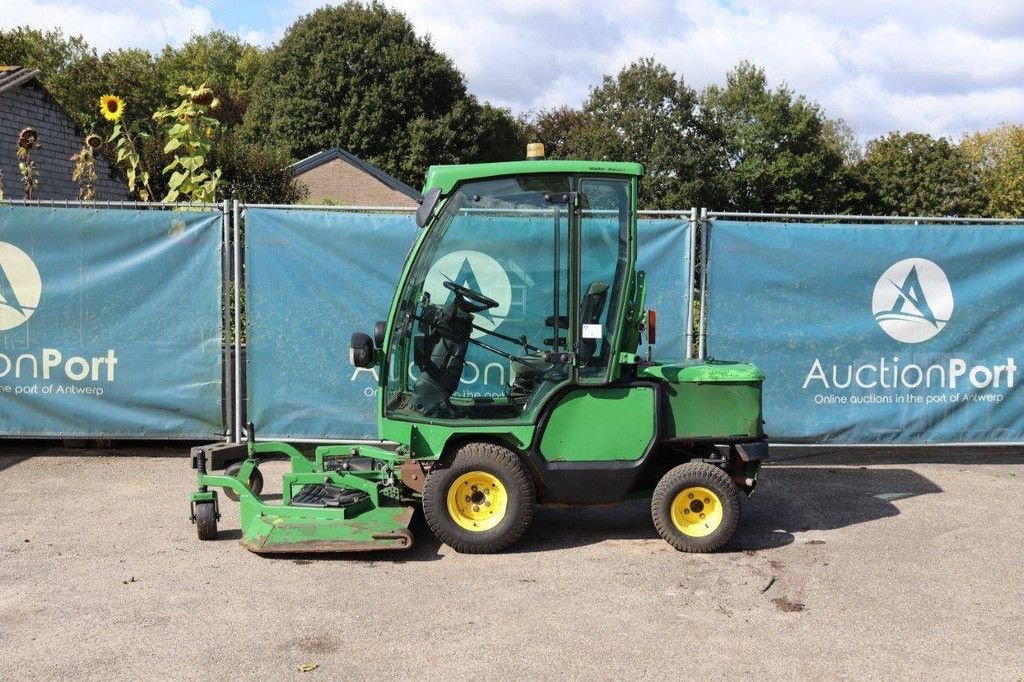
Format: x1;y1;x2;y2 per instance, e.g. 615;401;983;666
232;199;244;443
685;207;698;359
698;208;709;360
221;199;233;442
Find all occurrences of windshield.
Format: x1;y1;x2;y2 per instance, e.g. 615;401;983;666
383;173;629;423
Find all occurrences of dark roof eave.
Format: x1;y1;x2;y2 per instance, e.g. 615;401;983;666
289;148;422;202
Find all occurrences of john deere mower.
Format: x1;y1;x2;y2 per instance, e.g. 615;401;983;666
189;148;767;554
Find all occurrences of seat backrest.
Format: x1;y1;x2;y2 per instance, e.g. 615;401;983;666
578;281;608;364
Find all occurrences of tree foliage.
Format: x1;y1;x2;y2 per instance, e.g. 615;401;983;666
853;132;985;216
960;124;1024;218
561;58;701;209
3;21;1023;214
697;62;846;212
242;1;520;187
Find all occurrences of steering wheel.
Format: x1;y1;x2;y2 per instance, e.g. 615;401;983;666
444;280;499;313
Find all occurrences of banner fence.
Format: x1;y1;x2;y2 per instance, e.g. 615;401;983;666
0;201;226;438
4;198;1023;446
242;206;694;441
703;214;1024;445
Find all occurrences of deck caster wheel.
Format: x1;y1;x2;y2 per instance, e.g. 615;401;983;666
223;461;263;502
195;501;218;541
652;462;741;553
422;442;535;554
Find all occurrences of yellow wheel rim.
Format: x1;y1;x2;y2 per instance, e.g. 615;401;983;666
670;486;724;538
446;471;508;531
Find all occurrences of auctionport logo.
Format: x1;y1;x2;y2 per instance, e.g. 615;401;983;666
425;250;512;339
0;242;42;332
872;258;953;344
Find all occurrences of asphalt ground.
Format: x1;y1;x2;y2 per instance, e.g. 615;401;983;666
1;442;1022;680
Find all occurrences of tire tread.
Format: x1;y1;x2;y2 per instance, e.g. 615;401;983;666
422;442;535;554
651;461;741;553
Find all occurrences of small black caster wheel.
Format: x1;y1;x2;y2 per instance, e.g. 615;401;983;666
195;501;218;540
223;461;264;502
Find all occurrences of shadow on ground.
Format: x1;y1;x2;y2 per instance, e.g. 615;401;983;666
246;465;943;560
501;466;943;554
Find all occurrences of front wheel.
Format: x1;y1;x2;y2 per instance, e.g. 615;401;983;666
194;501;218;541
651;462;741;553
422;442;535;553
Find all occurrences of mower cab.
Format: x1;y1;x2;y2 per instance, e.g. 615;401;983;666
191;150;768;554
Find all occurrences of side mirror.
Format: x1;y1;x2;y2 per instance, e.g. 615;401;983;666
373;320;387;348
349;332;375;368
416;187;442;228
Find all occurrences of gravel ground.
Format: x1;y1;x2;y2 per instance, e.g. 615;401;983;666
1;443;1022;680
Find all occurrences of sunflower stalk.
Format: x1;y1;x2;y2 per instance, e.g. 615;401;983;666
70;134;102;202
100;94;153;202
16;128;40;200
153;84;222;203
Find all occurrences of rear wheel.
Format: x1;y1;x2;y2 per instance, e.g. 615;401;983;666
422;442;535;553
652;462;741;553
222;461;264;502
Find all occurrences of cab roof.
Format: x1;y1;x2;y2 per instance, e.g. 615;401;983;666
422;160;644;195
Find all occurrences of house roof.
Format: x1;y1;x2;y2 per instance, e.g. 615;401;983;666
0;66;41;95
289;148;422;202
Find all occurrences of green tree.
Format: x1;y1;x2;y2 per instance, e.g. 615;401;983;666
212;132;306;204
96;49;165;128
0;27;101;128
156;32;266;126
561;58;700;209
698;62;846;212
854;132;984;216
242;2;517;187
960;124;1024;218
521;106;585;159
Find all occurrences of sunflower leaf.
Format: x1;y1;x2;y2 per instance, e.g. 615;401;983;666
164;138;182;153
168;171;186;190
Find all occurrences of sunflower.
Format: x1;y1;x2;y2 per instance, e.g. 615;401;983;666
85;133;103;149
17;126;38;147
99;94;125;122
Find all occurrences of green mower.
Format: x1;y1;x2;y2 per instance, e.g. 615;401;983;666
190;150;767;554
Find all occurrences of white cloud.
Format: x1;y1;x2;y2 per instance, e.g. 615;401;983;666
0;0;216;52
378;0;1024;140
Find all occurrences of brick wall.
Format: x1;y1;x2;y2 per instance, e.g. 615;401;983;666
295;158;419;207
0;81;127;201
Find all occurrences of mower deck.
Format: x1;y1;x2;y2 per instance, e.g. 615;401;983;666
190;440;417;554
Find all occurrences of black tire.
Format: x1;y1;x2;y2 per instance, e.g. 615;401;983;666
651;462;741;553
422;442;535;554
223;461;263;502
195;501;218;541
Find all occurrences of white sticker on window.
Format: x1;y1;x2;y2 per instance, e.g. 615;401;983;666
582;324;602;339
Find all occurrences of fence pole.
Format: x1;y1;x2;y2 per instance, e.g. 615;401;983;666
685;207;697;359
698;208;709;360
232;200;243;443
221;199;233;442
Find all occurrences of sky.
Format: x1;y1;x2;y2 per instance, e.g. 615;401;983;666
3;0;1024;141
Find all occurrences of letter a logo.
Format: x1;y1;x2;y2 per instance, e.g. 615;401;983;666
0;242;43;331
872;258;953;344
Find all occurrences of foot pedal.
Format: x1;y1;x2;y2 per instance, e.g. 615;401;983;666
292;484;369;508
